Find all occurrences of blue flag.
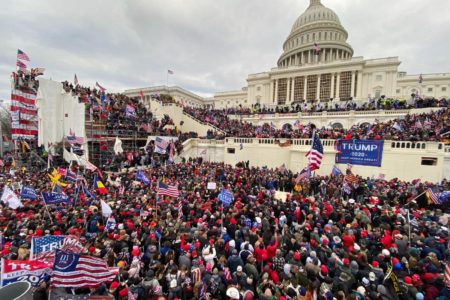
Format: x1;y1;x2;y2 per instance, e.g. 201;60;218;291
82;185;97;200
20;186;37;200
31;235;65;258
218;189;234;206
136;170;150;185
332;166;342;177
438;191;450;203
42;192;70;205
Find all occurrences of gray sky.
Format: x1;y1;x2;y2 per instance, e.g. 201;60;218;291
1;0;450;102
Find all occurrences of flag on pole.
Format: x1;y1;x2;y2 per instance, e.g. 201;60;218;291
305;134;323;171
51;249;118;288
157;182;179;198
17;49;30;61
42;192;70;205
418;74;423;84
20;186;38;200
1;259;52;287
139;90;145;100
125;104;136;118
16;60;27;69
295;166;312;183
426;188;440;205
155;137;169;154
331;165;342;177
74;74;79;86
136;170;150;185
100;200;113;217
94;175;108;195
95;82;106;92
167;70;174;75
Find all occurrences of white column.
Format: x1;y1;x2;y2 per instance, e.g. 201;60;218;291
356;71;363;99
286;77;291;104
316;74;321;101
270;80;274;103
291;77;296;102
350;71;356;98
275;79;279;103
330;73;335;99
308;51;311;64
301;52;304;65
303;76;308;100
336;73;341;99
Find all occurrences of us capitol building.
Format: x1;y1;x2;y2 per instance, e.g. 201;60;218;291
127;0;450;109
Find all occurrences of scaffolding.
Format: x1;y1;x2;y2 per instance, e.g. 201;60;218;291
84;109;148;167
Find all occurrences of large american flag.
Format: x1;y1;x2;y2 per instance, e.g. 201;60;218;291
305;134;323;171
17;49;30;61
52;249;118;288
158;182;179;198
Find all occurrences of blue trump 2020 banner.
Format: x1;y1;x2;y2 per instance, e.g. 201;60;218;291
336;140;384;167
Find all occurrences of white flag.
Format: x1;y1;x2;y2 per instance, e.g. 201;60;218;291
1;187;22;209
114;137;123;155
100;200;113;217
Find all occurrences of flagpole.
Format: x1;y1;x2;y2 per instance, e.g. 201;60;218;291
41;192;54;223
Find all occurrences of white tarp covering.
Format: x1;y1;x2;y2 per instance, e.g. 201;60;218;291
36;78;87;158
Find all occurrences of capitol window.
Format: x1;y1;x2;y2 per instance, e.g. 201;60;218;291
256;86;261;91
442;87;447;91
396;89;401;94
428;87;433;92
375;75;382;81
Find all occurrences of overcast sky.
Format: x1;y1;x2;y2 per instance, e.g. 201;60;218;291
1;0;450;102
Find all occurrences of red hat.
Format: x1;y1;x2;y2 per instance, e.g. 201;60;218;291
321;265;328;275
294;251;301;261
118;288;128;298
371;261;379;268
110;282;120;290
404;276;412;285
89;246;96;253
392;257;400;265
343;258;350;266
422;273;436;282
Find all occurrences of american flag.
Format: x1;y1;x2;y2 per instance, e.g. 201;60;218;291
74;74;79;86
16;60;27;69
95;82;106;92
178;201;183;220
139;90;145;100
295;166;311;184
426;188;440;205
17;49;30;61
191;267;201;283
223;267;232;282
445;263;450;286
344;172;359;185
158;181;179;198
305;134;323;171
51;249;118;288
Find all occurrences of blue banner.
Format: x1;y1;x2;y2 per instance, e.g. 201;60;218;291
218;189;234;206
336;140;384;167
42;192;70;205
31;235;66;258
20;186;37;200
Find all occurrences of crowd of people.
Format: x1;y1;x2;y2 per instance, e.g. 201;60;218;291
0;159;449;300
223;97;448;116
185;107;450;142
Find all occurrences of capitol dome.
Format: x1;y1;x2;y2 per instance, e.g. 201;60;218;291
277;0;354;67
